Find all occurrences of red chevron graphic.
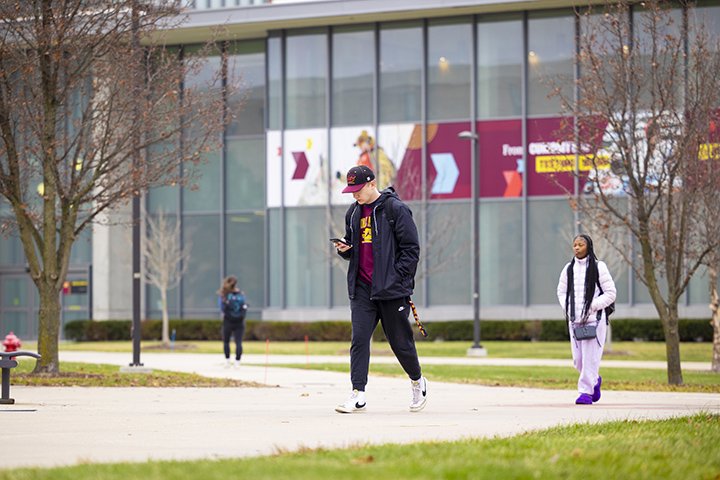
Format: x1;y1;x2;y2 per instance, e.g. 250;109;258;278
291;151;309;180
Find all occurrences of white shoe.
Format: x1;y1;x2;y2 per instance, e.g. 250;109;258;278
224;359;232;368
335;389;366;414
233;359;240;367
409;377;427;412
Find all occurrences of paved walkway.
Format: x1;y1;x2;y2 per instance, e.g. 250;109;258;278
0;351;718;469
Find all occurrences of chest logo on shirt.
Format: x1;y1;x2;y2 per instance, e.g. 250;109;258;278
360;215;372;244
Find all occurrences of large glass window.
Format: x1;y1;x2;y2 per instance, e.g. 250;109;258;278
0;197;9;216
225;212;264;310
182;46;222;212
688;266;720;306
407;201;425;304
633;5;683;110
378;122;420;199
528;11;575;116
182;149;221;212
477;14;523;119
286;30;327;129
182;214;220;312
578;9;630;106
330;126;376;204
379;22;422;123
70;228;92;265
147;142;180;214
268;35;282;130
332;26;374;126
528;198;574;304
226;137;265;211
480;200;523;305
0;234;25;265
268;208;283;307
147;281;179;320
330;206;350;307
426;202;472;305
427;18;472;121
227;40;266;136
691;1;720;46
285;208;328;307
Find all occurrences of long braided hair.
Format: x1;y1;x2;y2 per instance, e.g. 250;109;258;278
565;234;600;321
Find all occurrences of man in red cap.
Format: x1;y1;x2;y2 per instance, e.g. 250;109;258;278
333;165;427;414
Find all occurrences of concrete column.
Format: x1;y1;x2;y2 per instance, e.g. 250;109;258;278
92;206;133;320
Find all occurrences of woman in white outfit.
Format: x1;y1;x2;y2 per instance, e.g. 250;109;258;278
556;234;617;405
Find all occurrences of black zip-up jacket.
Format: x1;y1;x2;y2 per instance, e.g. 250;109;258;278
338;188;420;300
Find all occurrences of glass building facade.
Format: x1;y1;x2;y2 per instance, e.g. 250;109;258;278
1;1;719;336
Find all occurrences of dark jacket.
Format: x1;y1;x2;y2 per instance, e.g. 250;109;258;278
338;187;420;300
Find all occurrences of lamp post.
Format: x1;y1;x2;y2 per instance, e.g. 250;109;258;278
458;130;487;357
130;0;143;368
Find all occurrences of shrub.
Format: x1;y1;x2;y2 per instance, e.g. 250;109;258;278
63;317;713;342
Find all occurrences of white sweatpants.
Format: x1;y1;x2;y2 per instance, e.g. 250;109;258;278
569;315;607;394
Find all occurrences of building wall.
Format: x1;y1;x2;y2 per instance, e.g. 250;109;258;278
143;1;718;321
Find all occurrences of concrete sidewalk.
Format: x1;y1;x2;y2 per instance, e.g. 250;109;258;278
65;350;713;371
0;351;717;469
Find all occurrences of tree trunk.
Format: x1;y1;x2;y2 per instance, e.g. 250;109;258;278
34;284;62;373
161;287;169;347
709;267;720;373
660;306;684;385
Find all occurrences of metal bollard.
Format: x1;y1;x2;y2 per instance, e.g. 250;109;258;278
0;351;41;405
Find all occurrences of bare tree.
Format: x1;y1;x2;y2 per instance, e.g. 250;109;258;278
555;1;720;384
697;135;720;372
142;208;190;347
0;1;226;372
705;225;720;374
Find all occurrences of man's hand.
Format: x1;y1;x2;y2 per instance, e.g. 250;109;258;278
334;241;352;253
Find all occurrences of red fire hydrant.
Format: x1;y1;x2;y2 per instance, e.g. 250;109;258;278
2;332;21;357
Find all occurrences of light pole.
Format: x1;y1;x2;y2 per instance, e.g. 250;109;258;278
458;130;487;357
130;0;143;368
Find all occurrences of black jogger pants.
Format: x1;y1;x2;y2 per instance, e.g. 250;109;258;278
349;280;422;391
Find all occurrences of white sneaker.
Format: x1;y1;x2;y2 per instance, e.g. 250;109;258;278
233;359;240;368
409;377;428;412
224;358;232;368
335;389;366;414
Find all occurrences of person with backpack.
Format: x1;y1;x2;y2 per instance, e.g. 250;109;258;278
218;275;248;367
556;234;617;405
332;165;427;414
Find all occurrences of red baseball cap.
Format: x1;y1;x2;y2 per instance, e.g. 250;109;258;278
342;165;375;193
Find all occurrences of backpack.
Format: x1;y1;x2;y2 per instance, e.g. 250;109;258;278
225;292;247;320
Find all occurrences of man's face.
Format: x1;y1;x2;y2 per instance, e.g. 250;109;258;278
353;181;375;204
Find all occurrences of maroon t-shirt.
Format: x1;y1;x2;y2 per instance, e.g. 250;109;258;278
358;204;374;285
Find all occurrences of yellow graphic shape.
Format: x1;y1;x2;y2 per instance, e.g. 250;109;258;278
535;154;610;173
306;138;313;150
360;216;372;243
361;227;372;244
699;143;719;161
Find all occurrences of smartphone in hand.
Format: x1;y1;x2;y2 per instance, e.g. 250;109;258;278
330;237;351;247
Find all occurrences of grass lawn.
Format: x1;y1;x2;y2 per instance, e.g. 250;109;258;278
10;361;260;388
3;414;718;480
37;340;714;363
265;363;720;393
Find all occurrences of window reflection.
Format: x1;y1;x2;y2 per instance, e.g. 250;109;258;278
478;14;523;119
